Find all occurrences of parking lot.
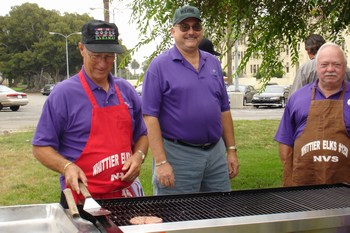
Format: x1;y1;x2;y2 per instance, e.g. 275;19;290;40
0;93;284;135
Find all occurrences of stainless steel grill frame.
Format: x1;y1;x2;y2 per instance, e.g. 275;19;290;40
98;183;350;233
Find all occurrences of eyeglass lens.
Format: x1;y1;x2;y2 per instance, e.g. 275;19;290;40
89;54;115;63
178;23;202;32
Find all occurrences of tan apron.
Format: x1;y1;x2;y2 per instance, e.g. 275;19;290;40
283;84;350;186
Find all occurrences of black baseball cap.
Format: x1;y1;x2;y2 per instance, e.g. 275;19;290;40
82;20;123;54
199;38;221;56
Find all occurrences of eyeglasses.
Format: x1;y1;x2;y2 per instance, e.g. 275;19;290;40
175;23;202;32
86;51;115;63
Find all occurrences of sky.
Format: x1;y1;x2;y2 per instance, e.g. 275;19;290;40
0;0;153;65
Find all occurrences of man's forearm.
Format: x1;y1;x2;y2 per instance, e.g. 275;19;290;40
143;115;167;164
278;143;293;163
32;145;71;174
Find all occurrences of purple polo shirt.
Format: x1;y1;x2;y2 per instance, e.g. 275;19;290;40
33;67;147;162
275;80;350;146
142;45;229;144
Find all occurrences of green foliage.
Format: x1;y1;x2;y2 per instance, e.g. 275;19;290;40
0;3;132;89
0;3;91;88
255;67;284;80
129;0;350;84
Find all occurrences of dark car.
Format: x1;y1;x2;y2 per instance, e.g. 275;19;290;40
251;85;289;108
227;84;257;105
41;84;56;96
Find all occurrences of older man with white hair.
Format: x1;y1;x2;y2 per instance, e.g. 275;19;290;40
274;42;350;187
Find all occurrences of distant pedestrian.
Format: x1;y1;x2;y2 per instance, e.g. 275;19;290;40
289;34;325;96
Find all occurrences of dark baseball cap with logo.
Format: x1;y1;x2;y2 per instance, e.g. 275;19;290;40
82;20;123;54
173;5;201;25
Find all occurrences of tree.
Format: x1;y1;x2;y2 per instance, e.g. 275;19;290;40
129;0;350;84
0;3;91;89
131;59;140;77
0;2;131;90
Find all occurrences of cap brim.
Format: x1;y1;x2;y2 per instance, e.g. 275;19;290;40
212;51;221;56
84;44;123;54
174;16;201;25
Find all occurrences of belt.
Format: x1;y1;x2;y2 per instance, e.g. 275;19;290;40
164;138;216;150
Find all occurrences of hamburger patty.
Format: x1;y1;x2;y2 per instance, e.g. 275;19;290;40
129;216;163;225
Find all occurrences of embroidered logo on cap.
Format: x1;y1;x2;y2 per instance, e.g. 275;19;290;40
94;27;116;41
180;8;196;15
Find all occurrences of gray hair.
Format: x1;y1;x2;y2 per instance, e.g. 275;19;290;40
315;42;347;66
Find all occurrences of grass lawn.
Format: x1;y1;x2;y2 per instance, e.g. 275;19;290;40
0;119;282;206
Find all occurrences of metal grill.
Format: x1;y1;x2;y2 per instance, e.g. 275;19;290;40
98;183;350;226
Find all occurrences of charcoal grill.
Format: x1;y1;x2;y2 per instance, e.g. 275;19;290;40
97;183;350;233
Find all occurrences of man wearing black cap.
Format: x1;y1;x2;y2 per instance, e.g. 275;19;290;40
142;6;239;195
199;38;221;56
33;20;148;203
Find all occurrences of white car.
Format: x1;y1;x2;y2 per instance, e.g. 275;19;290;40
0;85;29;111
135;84;142;96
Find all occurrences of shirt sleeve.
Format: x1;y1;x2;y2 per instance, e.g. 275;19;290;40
274;102;295;146
142;62;163;117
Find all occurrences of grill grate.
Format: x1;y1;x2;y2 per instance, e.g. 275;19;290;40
98;183;350;226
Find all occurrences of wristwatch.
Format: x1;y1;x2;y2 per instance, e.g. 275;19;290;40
226;146;237;151
137;150;146;163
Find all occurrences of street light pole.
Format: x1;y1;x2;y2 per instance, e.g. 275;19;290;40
49;31;81;79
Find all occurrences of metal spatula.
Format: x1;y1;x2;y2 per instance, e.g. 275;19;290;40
78;181;111;216
62;188;99;232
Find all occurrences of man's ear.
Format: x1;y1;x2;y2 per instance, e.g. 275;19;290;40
78;42;84;55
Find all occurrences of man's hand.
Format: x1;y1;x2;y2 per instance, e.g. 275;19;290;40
227;151;239;179
121;152;142;182
64;163;87;194
156;162;175;188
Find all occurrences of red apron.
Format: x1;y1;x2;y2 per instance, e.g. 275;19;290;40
284;84;350;186
72;71;135;201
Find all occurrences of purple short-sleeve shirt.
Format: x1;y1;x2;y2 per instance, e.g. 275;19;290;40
275;81;350;146
142;45;229;144
32;68;147;161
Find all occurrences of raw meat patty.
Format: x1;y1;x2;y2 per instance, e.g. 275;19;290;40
129;216;163;225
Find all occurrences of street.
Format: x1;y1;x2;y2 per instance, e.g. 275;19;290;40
231;105;284;120
0;93;284;135
0;93;46;134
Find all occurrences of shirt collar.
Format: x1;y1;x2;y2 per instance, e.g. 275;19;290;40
314;79;346;98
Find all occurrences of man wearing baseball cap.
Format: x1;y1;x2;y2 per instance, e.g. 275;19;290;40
199;38;221;56
33;20;148;205
142;6;239;195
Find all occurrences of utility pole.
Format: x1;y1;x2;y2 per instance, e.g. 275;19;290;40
103;0;110;22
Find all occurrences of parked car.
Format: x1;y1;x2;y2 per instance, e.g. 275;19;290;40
227;84;257;105
41;84;56;96
251;85;289;108
0;85;29;111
